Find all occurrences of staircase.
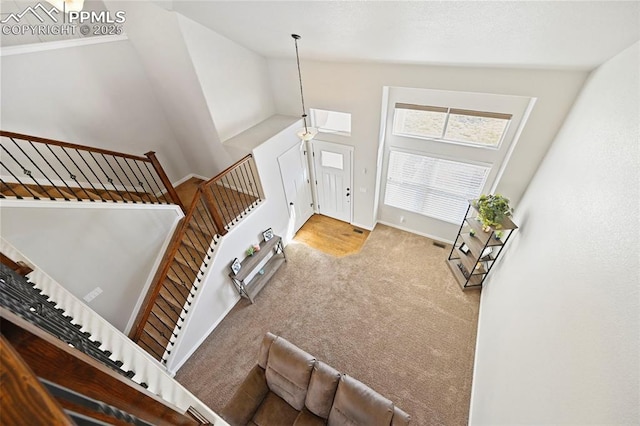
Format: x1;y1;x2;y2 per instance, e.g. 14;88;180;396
129;157;262;363
1;130;264;365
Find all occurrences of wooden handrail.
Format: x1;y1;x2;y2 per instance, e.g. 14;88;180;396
145;151;185;213
1;335;74;426
1;130;183;207
1;253;33;276
2;309;199;425
1;130;150;162
202;154;253;186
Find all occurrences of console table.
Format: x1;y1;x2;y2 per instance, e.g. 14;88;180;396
229;235;286;303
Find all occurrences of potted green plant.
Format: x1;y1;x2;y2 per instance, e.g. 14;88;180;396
473;194;513;232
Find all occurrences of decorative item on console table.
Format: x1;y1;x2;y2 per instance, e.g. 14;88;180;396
229;235;286;303
446;199;518;291
230;258;242;275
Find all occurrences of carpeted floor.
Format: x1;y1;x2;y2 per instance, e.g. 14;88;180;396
175;224;480;425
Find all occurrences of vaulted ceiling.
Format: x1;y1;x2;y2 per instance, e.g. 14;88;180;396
171;0;640;70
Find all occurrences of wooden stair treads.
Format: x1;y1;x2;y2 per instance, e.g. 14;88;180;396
137;333;167;361
158;286;186;312
133;225;212;362
1;183;46;199
0;182;160;204
181;229;211;253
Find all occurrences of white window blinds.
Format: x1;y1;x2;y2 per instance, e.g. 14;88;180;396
384;150;490;224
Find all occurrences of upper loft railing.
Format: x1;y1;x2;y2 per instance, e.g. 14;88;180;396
0;131;185;211
1;239;227;424
130;154;263;363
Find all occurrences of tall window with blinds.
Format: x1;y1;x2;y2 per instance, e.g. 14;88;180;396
384;151;490;224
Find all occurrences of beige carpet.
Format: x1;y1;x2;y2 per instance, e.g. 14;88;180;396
176;224;480;425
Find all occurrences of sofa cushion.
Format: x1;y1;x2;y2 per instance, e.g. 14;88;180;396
327;375;394;426
221;365;270;426
305;361;341;419
252;391;299;426
258;332;278;369
294;408;327;426
265;336;316;410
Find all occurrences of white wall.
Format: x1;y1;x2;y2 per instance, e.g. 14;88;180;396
108;1;232;178
167;119;301;373
177;14;275;142
268;59;588;233
0;201;182;333
470;41;639;424
0;39;191;182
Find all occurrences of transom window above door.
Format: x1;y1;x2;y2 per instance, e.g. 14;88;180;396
393;103;512;147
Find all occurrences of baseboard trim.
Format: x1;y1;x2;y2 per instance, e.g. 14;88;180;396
376;220;455;245
351;221;375;231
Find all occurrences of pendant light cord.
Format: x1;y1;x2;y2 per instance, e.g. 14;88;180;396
293;34;309;133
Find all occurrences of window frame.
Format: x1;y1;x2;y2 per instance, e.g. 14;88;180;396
309;108;352;137
393;103;513;149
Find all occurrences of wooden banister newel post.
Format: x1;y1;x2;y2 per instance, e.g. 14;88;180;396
144;151;186;213
201;186;228;236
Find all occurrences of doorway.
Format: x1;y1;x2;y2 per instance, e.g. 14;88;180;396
310;140;353;223
278;141;314;234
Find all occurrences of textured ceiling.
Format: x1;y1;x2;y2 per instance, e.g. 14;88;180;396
171;0;640;70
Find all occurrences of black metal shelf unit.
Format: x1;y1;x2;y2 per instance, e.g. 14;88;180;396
446;200;518;291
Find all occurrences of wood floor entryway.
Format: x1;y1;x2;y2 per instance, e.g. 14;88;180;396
293;214;370;257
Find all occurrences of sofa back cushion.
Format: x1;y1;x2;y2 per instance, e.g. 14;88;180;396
264;335;316;411
305;361;341;419
258;332;277;369
328;375;394;426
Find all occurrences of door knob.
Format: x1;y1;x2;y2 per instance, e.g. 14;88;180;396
290;202;294;206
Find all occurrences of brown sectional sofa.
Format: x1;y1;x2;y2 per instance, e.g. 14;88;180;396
221;333;410;426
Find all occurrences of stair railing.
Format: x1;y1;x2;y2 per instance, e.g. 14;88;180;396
200;154;263;235
0;130;185;211
1;239;227;425
129;154;263;363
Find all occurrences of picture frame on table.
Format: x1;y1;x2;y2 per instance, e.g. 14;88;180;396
263;227;274;242
230;258;242;275
459;243;470;255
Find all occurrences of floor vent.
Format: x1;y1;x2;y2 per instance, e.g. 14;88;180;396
433;241;446;249
353;229;364;234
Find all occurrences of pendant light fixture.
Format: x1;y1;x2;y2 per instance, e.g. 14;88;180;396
45;0;85;13
292;34;318;142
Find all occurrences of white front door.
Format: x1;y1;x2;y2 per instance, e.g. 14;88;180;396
311;140;353;223
278;141;314;233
